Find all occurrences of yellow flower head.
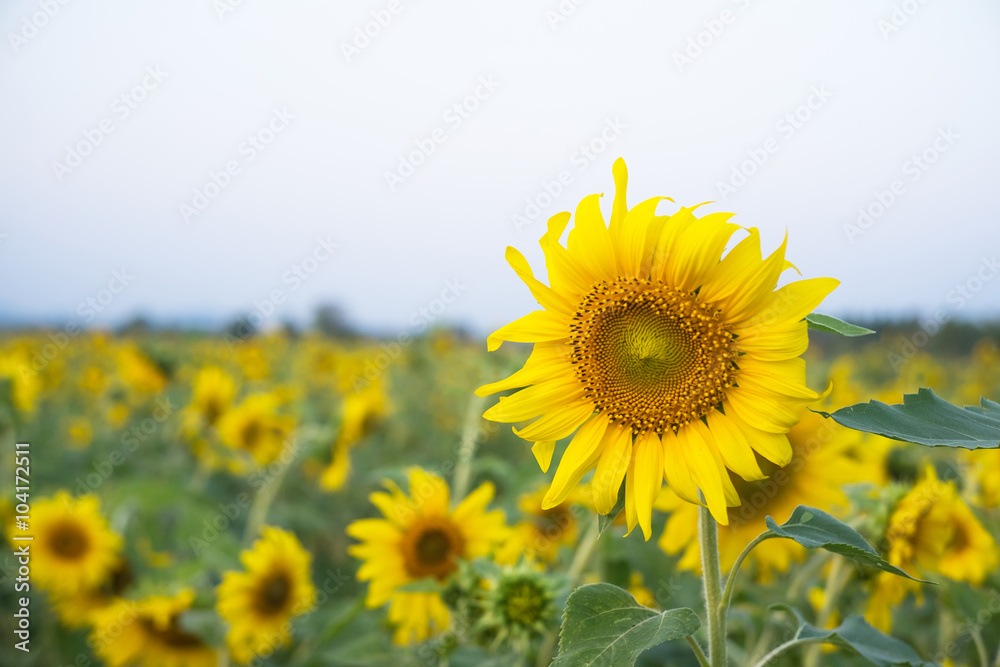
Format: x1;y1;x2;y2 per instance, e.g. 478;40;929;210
116;344;166;397
347;468;509;645
185;365;237;431
216;392;294;468
23;491;122;595
90;589;217;667
319;379;391;492
217;526;316;664
657;413;871;580
867;466;1000;631
49;557;133;628
498;485;587;565
479;159;837;538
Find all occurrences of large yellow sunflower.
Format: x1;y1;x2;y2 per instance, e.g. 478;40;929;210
478;159;837;539
217;526;316;664
23;491;122;595
656;412;875;580
866;466;1000;631
89;589;217;667
347;468;509;645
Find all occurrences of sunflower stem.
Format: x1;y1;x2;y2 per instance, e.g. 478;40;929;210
686;636;712;667
720;531;776;618
698;503;727;667
242;436;297;544
452;393;486;502
803;556;850;667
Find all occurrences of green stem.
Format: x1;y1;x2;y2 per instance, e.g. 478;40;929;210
242;439;297;544
686;636;711;667
972;627;989;667
803;557;850;667
536;516;601;667
720;531;775;617
752;637;821;667
452;394;486;502
698;503;727;667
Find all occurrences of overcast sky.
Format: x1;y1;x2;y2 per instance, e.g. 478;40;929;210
2;0;999;335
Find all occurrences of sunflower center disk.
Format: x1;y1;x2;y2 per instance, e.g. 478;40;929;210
256;571;293;615
570;278;737;434
402;518;465;580
50;522;90;559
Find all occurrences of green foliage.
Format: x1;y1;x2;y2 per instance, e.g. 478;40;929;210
765;506;928;582
769;605;934;667
816;388;1000;449
805;313;875;337
553;583;700;667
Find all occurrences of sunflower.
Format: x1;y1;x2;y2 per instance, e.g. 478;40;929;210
217;526;316;664
90;589;217;667
49;558;133;628
657;412;873;580
216;392;294;468
115;344;166;397
23;491;122;595
347;468;509;645
184;365;237;433
319;379;390;491
497;485;587;564
866;466;1000;631
478;159;837;539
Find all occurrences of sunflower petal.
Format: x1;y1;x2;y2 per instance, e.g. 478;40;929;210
632;430;665;540
592;425;633;514
543;413;610;508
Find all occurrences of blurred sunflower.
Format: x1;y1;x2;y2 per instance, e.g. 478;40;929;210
867;466;1000;631
216;392;294;468
657;412;873;580
347;468;509;645
319;378;390;491
0;340;43;413
26;491;122;595
49;558;133;628
217;526;316;664
478;158;836;538
90;589;217;667
115;344;166;397
184;365;237;433
497;485;587;564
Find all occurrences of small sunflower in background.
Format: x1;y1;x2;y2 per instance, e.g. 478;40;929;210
49;557;133;628
478;158;837;539
657;413;875;581
90;589;217;667
866;466;1000;632
217;526;316;664
347;468;509;645
319;374;390;492
115;343;167;398
25;491;122;595
216;392;295;469
498;485;588;565
183;365;237;433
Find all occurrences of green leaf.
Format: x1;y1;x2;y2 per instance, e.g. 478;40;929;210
765;506;928;582
805;313;875;336
552;583;700;667
770;605;934;666
815;388;1000;449
598;483;627;536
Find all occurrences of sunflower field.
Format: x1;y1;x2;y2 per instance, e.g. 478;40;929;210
3;163;1000;667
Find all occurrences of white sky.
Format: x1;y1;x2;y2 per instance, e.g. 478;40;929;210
1;0;999;335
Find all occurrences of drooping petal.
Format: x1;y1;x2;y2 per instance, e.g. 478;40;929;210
543;413;610;508
632;430;665;540
505;246;575;315
591;425;633;514
704;409;766;481
532;441;555;473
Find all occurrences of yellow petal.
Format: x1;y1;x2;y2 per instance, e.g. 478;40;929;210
532;441;556;473
486;310;568;351
483;376;583;423
543;413;610;508
592;425;633;514
704;410;766;482
505;246;575;315
512;399;594;442
632;430;665;540
566;194;617;281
